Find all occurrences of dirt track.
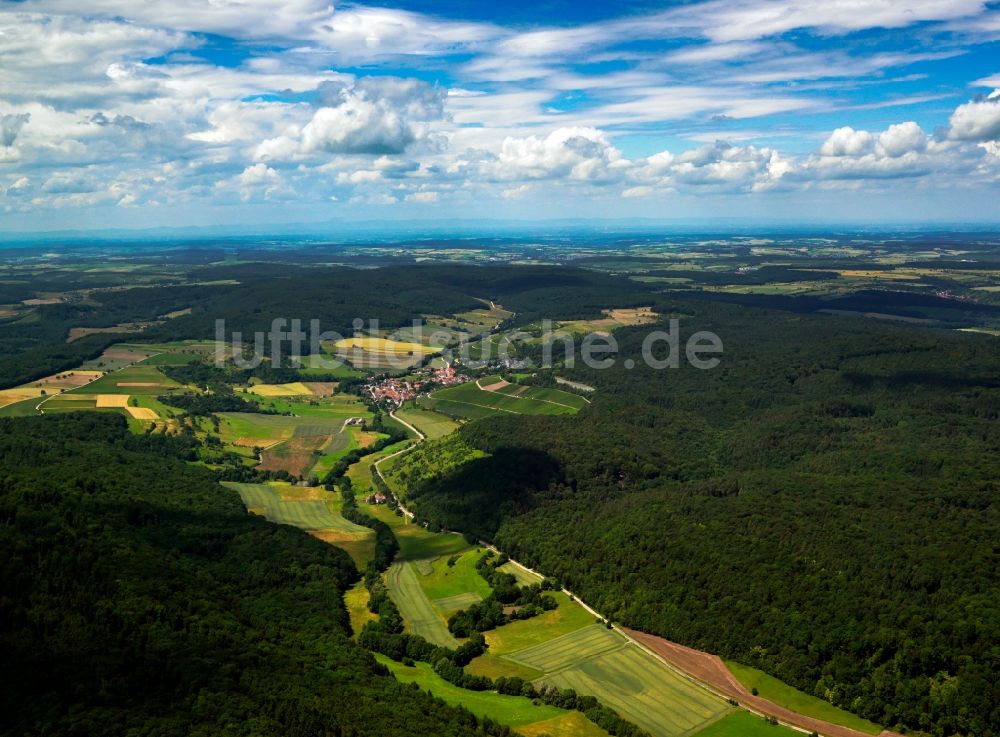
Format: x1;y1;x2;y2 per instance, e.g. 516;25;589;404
623;628;903;737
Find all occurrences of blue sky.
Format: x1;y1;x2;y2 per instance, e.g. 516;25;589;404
1;0;999;231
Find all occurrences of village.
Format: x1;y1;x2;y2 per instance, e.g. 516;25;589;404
365;362;469;410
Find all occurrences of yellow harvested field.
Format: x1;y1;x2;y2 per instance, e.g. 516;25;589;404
0;370;104;407
117;382;161;387
249;382;314;397
0;388;42;408
333;336;436;355
481;380;510;392
96;394;130;407
302;381;338;396
835;270;915;280
126;407;158;420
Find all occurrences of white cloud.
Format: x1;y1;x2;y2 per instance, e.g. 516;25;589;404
622;185;655;198
877;122;927;157
661;0;986;42
820;127;874;157
492;127;627;182
230;163;287;200
301;78;445;155
948;90;1000;141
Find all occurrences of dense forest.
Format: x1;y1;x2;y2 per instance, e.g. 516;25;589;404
399;299;1000;737
0;413;512;737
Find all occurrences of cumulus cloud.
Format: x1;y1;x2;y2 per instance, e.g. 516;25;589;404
492;127;627;182
877;122;928;157
670;141;788;190
948;89;1000;141
230;163;287;201
820;127;874;157
301;78;445;156
0;113;29;147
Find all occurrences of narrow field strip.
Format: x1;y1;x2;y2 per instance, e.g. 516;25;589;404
386;561;459;648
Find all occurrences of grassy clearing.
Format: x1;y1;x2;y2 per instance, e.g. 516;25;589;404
386;560;459;648
543;644;730;737
689;710;800;737
484;592;595;655
394;404;461;439
725;661;883;735
518;712;611;737
466;653;544;682
73;365;180;395
417;548;493;601
344;580;377;637
498;561;544;586
376;656;577;729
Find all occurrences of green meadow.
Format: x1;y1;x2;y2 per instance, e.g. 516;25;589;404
725;661;883;735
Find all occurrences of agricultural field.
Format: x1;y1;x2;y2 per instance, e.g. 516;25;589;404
372;496;734;737
689;711;800;737
541;642;730;737
377;656;611;737
420;377;586;419
226;482;352;529
330;335;438;370
258;433;335;477
394;404;460;439
71;364;181;396
0;372;103;410
223;481;374;567
386;559;460;647
725;662;883;735
552;307;658;335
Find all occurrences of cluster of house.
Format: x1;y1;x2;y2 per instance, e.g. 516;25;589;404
365;491;388;505
366;364;470;409
368;377;422;405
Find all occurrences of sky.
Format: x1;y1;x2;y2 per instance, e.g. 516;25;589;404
1;0;1000;232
